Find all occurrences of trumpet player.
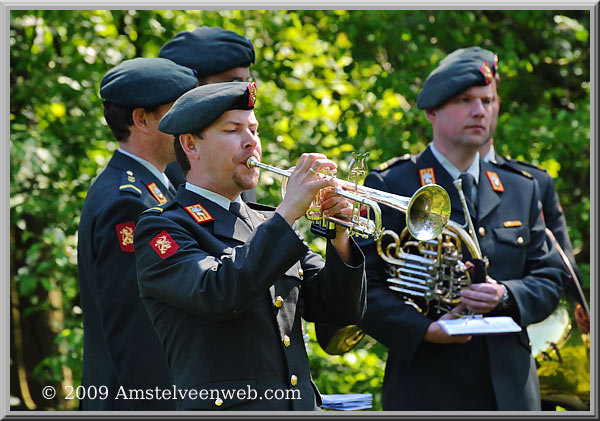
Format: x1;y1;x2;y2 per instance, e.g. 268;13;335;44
356;47;564;410
133;81;366;410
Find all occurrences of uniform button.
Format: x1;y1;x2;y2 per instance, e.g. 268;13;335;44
290;375;298;387
283;335;291;347
528;342;533;351
298;268;304;278
215;398;223;406
127;170;133;176
517;236;524;245
274;296;284;308
478;227;486;236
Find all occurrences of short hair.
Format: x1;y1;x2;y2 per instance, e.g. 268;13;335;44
103;101;158;143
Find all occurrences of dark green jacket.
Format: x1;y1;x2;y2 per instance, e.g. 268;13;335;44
133;187;366;410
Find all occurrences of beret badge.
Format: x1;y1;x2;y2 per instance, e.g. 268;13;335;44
248;81;257;107
479;61;494;85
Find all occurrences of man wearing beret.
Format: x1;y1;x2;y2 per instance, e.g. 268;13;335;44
473;50;589;335
158;26;257;202
77;57;197;410
354;47;564;410
133;81;367;410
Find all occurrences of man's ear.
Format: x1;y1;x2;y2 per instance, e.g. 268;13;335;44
425;109;436;122
180;133;199;159
131;108;150;133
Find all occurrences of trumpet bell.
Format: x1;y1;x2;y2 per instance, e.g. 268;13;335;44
407;184;451;241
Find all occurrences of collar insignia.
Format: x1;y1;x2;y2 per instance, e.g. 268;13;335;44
486;171;504;192
185;203;214;224
147;182;168;204
419;168;436;186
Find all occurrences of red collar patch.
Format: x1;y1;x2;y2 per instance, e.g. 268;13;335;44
116;221;135;253
486;171;504;192
150;230;179;259
185;203;214;224
147;182;168;204
419;168;436;186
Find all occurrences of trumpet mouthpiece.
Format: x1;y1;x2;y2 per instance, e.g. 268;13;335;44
246;156;260;168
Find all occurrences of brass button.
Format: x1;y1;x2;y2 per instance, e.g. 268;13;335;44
517;236;524;245
290;374;298;387
298;268;304;278
478;227;486;236
215;398;223;406
283;335;291;347
274;296;284;308
127;170;133;176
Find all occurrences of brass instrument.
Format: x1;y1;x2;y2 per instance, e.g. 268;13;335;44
246;156;451;242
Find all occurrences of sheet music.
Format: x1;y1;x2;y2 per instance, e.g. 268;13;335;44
439;316;522;335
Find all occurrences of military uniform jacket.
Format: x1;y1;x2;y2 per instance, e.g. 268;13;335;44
77;151;176;410
133;187;366;410
357;146;564;410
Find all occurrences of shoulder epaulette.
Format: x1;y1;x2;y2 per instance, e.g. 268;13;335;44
373;154;411;172
491;160;533;179
141;200;177;215
119;170;144;196
504;156;547;174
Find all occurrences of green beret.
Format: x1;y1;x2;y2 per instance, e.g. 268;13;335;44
159;81;257;135
100;57;197;108
417;46;498;110
158;27;255;78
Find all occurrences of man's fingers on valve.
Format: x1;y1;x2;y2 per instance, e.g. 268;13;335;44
321;195;352;217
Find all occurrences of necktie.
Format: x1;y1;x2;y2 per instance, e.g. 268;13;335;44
229;201;253;230
459;173;477;220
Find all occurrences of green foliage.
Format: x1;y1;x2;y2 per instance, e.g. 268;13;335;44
10;9;590;411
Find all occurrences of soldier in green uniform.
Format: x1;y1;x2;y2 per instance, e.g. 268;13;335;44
354;47;564;410
133;82;366;410
77;58;197;409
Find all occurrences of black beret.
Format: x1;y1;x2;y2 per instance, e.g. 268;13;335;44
417;46;498;110
158;27;255;78
100;57;197;108
159;81;257;135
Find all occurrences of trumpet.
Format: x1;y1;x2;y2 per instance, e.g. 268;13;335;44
246;156;451;241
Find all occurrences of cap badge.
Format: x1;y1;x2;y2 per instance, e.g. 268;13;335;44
150;230;179;259
115;221;135;253
147;182;168;204
185;203;214;224
419;168;436;186
493;54;499;72
248;81;257;107
479;61;494;85
486;171;504;192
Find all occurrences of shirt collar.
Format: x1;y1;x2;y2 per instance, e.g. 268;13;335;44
117;148;171;189
429;143;480;184
481;144;496;163
184;182;242;210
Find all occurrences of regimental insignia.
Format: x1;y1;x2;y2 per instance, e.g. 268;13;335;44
486;171;504;192
479;61;494;85
127;170;136;183
116;221;135;253
493;54;499;73
248;81;257;107
150;230;179;259
147;182;168;204
184;203;214;224
503;220;522;228
419;168;436;186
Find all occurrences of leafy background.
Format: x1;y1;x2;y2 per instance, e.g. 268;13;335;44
9;9;590;411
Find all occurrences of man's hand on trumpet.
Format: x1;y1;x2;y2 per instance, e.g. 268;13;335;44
275;153;355;264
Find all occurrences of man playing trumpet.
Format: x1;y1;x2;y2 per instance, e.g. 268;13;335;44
133;81;366;410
